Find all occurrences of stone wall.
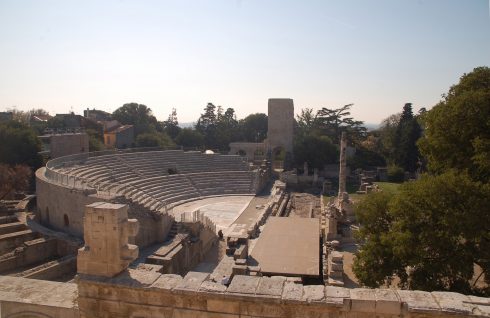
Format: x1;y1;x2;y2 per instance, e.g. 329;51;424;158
0;271;488;318
35;168;173;248
75;269;490;318
0;275;79;318
36;167;103;237
47;133;89;158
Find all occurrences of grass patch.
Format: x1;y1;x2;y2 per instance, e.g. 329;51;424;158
374;182;401;194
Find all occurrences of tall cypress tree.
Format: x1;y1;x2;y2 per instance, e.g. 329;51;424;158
393;103;421;173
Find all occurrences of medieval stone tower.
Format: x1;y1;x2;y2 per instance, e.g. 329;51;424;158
267;98;294;169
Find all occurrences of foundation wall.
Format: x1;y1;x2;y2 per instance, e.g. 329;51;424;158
23;256;77;280
0;238;57;273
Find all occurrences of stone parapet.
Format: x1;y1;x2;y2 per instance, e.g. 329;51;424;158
77;270;490;318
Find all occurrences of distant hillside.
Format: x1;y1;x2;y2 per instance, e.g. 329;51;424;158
179;122;196;128
365;123;379;131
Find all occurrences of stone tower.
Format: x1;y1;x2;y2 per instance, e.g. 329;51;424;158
267;98;294;154
77;202;139;277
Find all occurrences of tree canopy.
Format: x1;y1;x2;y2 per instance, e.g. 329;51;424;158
392;103;421;173
112;103;158;136
354;67;490;296
353;171;490;295
162;108;181;139
418;66;490;182
0;164;32;200
238;113;268;143
293;135;338;169
316;104;367;144
0;121;42;169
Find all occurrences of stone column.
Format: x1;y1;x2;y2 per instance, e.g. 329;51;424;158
338;132;347;201
77;202;139;277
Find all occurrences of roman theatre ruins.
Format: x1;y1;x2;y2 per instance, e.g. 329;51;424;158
0;99;487;317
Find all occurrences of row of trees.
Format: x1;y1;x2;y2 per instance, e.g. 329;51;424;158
111;102;269;151
353;66;490;296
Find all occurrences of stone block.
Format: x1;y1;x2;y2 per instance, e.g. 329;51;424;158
330;262;343;271
374;289;401;315
227;275;260;295
110;269;161;287
330;251;343;262
151;274;183;290
302;285;325;303
256;276;285;297
466;295;490;316
282;281;303;302
207;298;240;314
235;258;247;266
431;291;473;315
325;286;350;307
174;271;209;292
397;290;440;314
200;280;227;293
349;288;376;313
232;264;248;276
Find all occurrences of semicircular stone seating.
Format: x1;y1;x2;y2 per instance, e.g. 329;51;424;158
51;150;257;213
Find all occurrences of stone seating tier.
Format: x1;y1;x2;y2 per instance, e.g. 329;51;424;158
50;150;256;213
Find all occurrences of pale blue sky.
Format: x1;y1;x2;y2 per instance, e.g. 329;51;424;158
1;0;489;124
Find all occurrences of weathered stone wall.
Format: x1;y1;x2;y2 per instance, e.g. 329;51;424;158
0;271;487;318
35;168;172;248
0;275;79;318
267;98;294;154
36;167;103;237
48;133;89;158
75;270;490;318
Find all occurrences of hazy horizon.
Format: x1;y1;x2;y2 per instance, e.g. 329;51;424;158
1;0;489;125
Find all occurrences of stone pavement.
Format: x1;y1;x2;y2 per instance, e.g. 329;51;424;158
171;195;254;232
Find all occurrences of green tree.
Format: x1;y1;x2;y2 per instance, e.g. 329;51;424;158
316;104;367;144
175;128;205;148
215;107;239;150
354;68;490;296
238;113;268;142
353;191;399;287
86;128;104;151
162;108;181;140
195;103;218;149
393;103;421;173
135;132;175;149
112;103;158;136
354;171;490;295
377;113;401;162
418;66;490;181
348;146;386;170
295;108;321;139
0;121;42;169
293;135;338;169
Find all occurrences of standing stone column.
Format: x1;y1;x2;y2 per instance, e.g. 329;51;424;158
338;132;347;201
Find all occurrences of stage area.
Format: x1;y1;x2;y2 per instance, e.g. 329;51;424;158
251;217;320;277
171;196;254;232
